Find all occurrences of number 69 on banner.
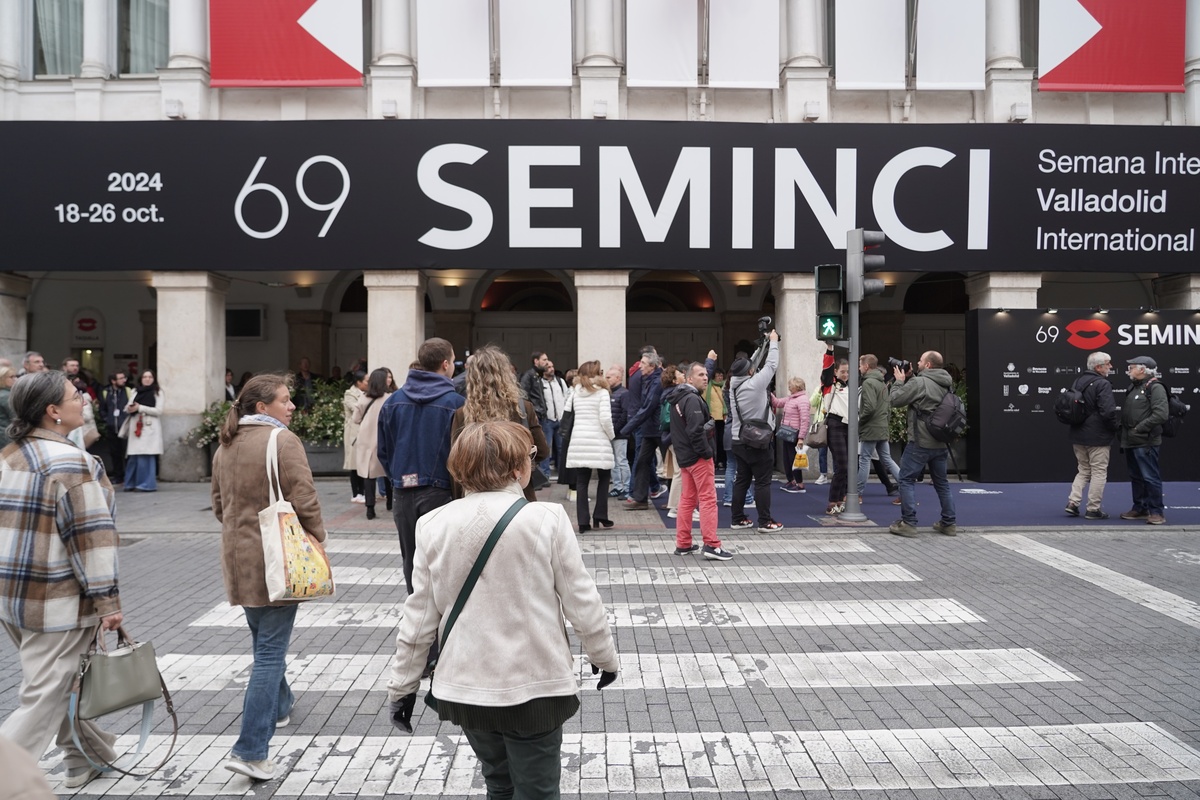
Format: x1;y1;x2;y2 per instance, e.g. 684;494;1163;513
234;156;350;240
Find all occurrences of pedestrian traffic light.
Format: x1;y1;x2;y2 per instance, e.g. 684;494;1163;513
846;229;886;302
814;263;844;340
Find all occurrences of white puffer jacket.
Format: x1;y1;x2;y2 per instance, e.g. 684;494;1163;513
564;386;614;469
387;486;619;705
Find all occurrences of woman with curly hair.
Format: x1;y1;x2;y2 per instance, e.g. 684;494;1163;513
450;345;550;502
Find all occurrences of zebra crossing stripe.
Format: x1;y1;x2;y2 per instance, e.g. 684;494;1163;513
38;723;1200;796
189;598;983;629
157;648;1077;693
323;536;876;556
984;534;1200;631
334;563;920;586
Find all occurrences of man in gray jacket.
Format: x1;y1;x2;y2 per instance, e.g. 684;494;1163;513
887;350;956;538
728;329;783;532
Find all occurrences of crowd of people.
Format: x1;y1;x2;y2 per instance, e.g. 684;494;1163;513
0;336;1176;793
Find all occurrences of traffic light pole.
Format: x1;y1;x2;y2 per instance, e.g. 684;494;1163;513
839;300;867;522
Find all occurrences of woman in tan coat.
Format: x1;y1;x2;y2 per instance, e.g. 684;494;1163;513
211;373;326;782
352;367;391;520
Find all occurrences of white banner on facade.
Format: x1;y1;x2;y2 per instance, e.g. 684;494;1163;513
915;0;985;90
709;0;780;89
627;0;697;87
416;0;490;87
834;0;906;90
499;0;573;86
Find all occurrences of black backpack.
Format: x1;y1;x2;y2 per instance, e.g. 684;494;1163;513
1054;375;1100;426
918;389;968;444
1151;380;1189;438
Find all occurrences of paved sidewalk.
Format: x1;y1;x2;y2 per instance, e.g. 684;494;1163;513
3;478;1200;798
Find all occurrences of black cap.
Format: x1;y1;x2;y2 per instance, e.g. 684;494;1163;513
1126;356;1157;369
729;358;751;377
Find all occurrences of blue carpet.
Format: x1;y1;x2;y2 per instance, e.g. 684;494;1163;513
651;479;1200;529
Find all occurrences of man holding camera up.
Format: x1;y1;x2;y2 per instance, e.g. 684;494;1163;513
728;329;784;532
887;351;956;538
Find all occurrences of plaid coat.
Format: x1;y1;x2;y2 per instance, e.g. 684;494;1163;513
0;429;120;632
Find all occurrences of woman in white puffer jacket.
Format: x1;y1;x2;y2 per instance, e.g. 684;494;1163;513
564;360;614;532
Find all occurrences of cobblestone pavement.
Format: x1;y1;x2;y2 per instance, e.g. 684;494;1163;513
3;479;1199;799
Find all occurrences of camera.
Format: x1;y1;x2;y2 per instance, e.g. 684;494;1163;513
749;315;779;376
887;357;911;373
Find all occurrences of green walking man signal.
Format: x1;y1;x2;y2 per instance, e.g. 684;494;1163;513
814;263;845;341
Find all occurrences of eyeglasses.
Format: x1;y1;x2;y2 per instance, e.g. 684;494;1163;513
529;446;539;462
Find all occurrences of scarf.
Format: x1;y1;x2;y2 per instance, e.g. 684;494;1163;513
239;414;288;429
134;386;158;407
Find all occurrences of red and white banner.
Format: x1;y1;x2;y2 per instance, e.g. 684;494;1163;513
1038;0;1184;93
210;0;363;87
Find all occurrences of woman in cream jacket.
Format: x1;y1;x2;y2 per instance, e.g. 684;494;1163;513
122;369;163;491
564;360;614;531
387;420;618;800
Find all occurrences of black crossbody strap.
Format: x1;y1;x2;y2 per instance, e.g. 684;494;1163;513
439;497;528;651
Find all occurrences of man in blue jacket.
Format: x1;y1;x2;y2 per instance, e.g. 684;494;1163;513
621;352;664;510
377;337;465;595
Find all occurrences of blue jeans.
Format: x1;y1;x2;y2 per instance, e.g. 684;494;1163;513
858;440;900;495
539;419;560;477
233;605;297;761
818;446;828;473
723;456;754;504
124;454;157;491
897;444;955;526
1125;445;1163;515
611;438;631;493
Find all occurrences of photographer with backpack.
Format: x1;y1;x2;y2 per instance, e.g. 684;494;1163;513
887;351;957;539
1119;356;1170;525
1061;352;1119;520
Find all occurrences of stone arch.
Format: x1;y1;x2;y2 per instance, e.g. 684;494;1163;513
473;269;575;311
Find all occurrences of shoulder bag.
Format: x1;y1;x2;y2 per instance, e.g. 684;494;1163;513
68;625;178;778
261;427;335;602
732;382;773;449
426;497;528;712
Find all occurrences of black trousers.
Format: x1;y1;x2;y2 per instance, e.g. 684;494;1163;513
629;435;661;502
392;485;452;595
574;468;611;526
827;416;849;504
349;471;364;497
463;725;563;800
732;442;774;524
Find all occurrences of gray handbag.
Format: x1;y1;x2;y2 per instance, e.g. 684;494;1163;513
69;626;178;778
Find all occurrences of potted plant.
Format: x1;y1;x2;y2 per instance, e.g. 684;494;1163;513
183;400;233;473
289;381;347;475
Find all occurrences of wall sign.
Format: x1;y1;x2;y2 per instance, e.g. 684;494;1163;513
967;309;1200;483
70;308;105;347
2;120;1198;273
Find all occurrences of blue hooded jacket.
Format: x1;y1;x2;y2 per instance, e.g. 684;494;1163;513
621;366;664;438
376;369;465;491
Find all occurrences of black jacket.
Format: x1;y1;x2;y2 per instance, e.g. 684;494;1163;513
667;384;713;468
1067;370;1119;447
519;367;547;418
610;385;629;434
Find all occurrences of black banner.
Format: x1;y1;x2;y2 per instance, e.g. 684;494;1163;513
967;309;1200;483
2;120;1199;272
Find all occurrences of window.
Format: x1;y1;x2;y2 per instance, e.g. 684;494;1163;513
226;306;266;340
33;0;83;76
117;0;168;75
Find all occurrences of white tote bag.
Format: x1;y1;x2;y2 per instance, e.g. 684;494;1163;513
260;427;335;602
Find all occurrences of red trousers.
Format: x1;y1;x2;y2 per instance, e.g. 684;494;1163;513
675;457;722;550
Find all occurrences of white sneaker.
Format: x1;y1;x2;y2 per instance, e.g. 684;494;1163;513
744;499;756;508
693;510;701;521
225;757;277;781
64;767;100;789
276;714;290;728
814;475;830;485
666;508;678;518
351;494;366;504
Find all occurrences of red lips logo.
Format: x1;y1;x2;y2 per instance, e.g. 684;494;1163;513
76;318;97;332
1065;319;1110;350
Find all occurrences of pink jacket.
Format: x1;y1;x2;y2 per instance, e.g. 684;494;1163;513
770;391;811;440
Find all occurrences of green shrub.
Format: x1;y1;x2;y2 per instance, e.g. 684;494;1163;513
184;401;232;448
289;381;346;447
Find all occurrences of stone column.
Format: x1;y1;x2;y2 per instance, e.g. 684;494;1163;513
781;0;830;122
983;0;1032;123
579;0;620;119
574;271;628;371
770;273;828;406
364;271;427;374
151;271;228;481
1153;274;1200;309
285;310;333;376
0;273;31;364
81;0;111;78
1186;0;1200;123
369;0;416;118
964;272;1042;309
161;0;210;119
